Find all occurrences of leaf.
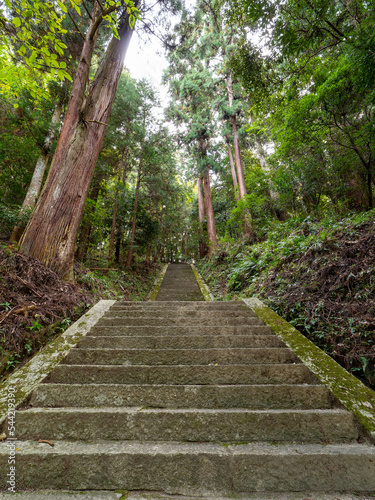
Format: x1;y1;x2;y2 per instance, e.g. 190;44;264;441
57;0;67;13
12;17;21;28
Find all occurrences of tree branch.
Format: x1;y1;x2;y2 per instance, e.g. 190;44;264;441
67;10;86;40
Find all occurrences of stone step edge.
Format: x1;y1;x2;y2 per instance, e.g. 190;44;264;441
146;264;169;301
0;491;364;500
1;439;373;454
190;264;214;301
0;300;116;426
243;298;375;442
4;444;374;493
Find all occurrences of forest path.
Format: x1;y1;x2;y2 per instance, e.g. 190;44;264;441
155;263;205;301
0;266;375;496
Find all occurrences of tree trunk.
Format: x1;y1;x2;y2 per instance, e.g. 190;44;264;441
227;75;253;237
19;8;135;282
197;176;207;258
227;75;247;200
115;233;122;263
109;145;129;262
146;243;150;268
160;218;166;262
226;137;239;201
75;179;102;262
203;170;217;257
9;99;64;243
126;159;142;267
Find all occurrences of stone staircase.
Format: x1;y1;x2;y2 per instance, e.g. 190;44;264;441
1;298;375;496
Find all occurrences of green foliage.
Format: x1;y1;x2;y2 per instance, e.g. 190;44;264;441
197;209;375;381
27;318;42;332
0;205;33;234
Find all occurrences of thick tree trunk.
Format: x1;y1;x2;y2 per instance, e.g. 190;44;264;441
197;176;207;258
126;159;142;267
203;170;217;257
227;75;253;237
9;99;64;243
227;75;247;200
226;138;239;201
19;9;134;282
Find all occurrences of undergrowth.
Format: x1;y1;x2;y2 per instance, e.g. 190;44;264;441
196;210;375;387
0;246;161;379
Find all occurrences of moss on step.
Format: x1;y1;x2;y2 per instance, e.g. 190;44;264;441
147;265;168;301
191;264;214;301
0;300;116;426
243;298;375;442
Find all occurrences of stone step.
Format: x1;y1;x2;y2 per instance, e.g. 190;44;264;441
77;334;285;349
95;317;265;327
45;364;317;385
62;348;299;366
0;441;374;492
14;408;358;443
111;302;248;310
0;491;366;499
156;292;205;301
88;325;272;337
29;384;333;409
104;310;257;318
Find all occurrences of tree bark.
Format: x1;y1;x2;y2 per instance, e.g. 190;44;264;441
227;75;253;237
197;176;207;258
226;137;239;201
9;98;64;243
126;158;142;267
19;7;135;282
203;170;217;257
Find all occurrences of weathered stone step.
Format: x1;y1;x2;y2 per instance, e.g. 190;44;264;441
0;491;365;499
1;441;374;492
14;408;358;443
96;317;265;327
29;384;333;409
63;348;299;366
77;334;285;350
112;301;248;310
88;325;271;337
156;292;205;301
105;310;257;318
45;364;317;385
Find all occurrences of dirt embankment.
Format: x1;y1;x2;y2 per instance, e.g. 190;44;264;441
197;213;375;387
0;247;161;379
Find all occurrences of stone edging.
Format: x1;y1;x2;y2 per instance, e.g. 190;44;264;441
243;297;375;442
147;264;168;301
0;300;116;426
191;264;214;301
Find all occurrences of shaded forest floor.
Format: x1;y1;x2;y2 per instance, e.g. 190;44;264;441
197;209;375;388
0;246;161;381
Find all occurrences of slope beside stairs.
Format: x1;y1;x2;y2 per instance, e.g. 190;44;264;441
0;263;374;498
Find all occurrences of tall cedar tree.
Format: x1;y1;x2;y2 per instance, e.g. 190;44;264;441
19;3;137;281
